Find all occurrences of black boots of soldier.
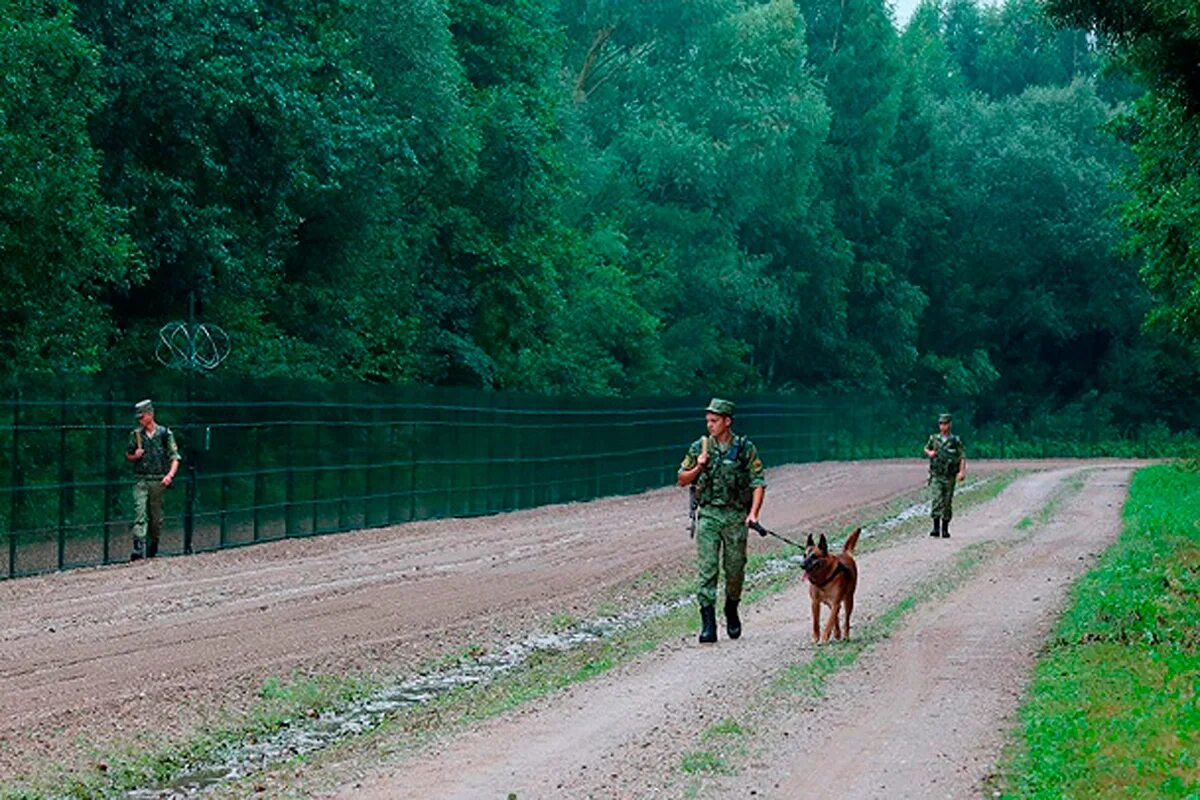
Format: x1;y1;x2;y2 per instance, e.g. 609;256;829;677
699;602;741;643
725;599;742;640
929;518;951;538
699;605;717;643
130;537;159;562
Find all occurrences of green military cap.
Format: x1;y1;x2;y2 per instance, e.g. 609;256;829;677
705;397;736;417
938;412;952;423
134;399;154;417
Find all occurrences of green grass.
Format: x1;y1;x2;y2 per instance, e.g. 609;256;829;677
996;464;1200;800
702;718;747;739
680;749;735;775
0;672;379;800
1013;470;1089;533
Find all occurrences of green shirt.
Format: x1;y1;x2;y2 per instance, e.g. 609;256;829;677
680;434;765;509
926;432;964;479
128;425;181;478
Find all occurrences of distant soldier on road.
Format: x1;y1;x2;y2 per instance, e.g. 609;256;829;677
924;412;966;538
677;398;766;643
125;399;180;560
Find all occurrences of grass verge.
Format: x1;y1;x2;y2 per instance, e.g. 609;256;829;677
0;673;380;800
995;464;1200;799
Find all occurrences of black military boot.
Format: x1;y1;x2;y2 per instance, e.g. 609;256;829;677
724;599;742;640
699;605;717;643
929;517;941;537
941;519;951;538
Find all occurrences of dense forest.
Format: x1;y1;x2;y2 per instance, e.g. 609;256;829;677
2;0;1198;430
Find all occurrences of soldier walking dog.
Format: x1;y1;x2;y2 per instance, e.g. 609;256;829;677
677;398;766;643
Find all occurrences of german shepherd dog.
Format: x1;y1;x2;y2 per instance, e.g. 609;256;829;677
801;528;860;643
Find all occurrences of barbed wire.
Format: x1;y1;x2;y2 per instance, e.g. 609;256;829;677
156;321;231;371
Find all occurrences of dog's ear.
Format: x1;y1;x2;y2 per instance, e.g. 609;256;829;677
818;534;828;555
806;533;814;547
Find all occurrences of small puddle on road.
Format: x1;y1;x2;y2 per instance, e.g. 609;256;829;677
120;599;690;799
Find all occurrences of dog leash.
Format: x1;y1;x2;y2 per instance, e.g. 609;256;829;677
747;520;804;549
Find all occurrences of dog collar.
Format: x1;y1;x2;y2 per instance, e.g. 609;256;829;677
807;561;851;588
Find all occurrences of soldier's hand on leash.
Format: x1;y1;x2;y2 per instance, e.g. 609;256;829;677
132;448;144;460
161;475;173;487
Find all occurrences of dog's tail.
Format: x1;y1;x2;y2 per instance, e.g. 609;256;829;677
842;527;861;555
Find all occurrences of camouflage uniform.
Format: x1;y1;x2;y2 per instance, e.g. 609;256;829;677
127;405;180;558
926;430;964;522
680;432;766;607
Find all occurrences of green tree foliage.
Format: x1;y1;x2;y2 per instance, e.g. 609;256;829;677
0;0;1193;433
0;0;136;375
800;0;924;390
931;81;1142;403
1045;0;1200;343
74;0;412;380
433;0;589;390
892;0;1172;426
564;0;839;393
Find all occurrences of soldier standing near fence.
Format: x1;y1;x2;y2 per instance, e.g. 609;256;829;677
125;399;180;560
924;412;966;539
678;398;766;643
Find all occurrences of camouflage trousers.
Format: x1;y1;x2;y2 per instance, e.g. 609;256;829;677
930;476;956;521
132;478;167;553
695;506;748;607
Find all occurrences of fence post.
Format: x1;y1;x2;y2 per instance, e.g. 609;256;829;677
183;387;196;555
219;473;229;548
9;388;20;578
311;422;321;535
337;412;348;532
253;424;262;543
57;391;67;570
285;419;295;537
364;405;376;527
103;387;115;564
408;421;417;521
387;421;398;523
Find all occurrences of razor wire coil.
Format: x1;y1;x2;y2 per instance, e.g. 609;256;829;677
156;321;231;371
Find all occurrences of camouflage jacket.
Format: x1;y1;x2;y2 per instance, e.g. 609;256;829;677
680;434;766;510
128;425;181;478
926;433;964;479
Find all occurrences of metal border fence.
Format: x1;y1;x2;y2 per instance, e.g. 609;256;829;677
0;375;1183;579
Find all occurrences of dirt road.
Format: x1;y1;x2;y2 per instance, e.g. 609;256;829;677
0;459;1134;795
327;464;1133;799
